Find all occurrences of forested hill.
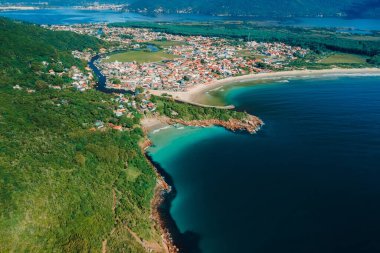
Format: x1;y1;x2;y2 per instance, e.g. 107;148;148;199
128;0;380;18
0;18;104;88
0;18;162;252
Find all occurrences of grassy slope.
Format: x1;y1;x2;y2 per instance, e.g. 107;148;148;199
0;18;162;252
319;53;368;64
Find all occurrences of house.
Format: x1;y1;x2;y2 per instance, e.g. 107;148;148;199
94;120;104;129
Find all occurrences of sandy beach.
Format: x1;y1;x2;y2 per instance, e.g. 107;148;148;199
141;116;170;133
149;68;380;104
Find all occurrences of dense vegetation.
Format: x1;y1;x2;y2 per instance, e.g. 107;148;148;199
368;54;380;65
111;22;380;57
127;0;380;18
0;87;160;252
0;18;164;252
152;95;248;121
0;18;105;88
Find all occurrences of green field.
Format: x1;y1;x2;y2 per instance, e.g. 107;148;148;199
319;53;368;64
104;50;178;63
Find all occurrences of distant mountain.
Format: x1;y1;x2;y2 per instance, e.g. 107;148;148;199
0;0;129;6
1;0;379;18
344;0;380;18
128;0;380;18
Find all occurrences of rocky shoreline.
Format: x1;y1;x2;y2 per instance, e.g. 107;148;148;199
142;114;264;135
151;174;179;253
166;115;264;134
141;113;264;252
140;139;179;253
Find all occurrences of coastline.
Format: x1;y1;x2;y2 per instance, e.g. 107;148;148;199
141;115;264;135
149;68;380;104
141;113;263;252
142;68;380;252
140;136;179;253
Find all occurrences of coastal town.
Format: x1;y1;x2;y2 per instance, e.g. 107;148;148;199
49;24;311;92
28;23;308;131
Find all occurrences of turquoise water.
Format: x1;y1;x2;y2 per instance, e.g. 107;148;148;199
148;76;380;253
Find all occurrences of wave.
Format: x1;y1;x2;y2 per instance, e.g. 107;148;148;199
152;125;171;134
277;80;290;83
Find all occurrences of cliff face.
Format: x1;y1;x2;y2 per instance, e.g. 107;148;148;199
167;115;263;134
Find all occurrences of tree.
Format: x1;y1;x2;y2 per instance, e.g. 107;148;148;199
112;78;121;84
135;86;144;94
74;153;86;167
35;80;49;90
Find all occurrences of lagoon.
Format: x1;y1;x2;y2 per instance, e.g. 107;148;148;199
1;8;379;34
0;8;225;25
148;76;380;253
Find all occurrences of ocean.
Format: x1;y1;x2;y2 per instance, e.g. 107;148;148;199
148;76;380;253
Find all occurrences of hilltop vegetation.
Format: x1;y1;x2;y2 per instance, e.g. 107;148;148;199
0;87;160;252
0;18;104;88
128;0;380;18
152;95;248;121
0;18;165;252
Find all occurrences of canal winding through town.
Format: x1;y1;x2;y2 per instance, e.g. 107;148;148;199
89;44;160;94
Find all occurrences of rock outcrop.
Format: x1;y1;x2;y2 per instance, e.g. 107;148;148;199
166;115;263;134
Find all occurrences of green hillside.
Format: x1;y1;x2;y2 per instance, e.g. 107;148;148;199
0;18;104;88
0;18;163;252
128;0;380;18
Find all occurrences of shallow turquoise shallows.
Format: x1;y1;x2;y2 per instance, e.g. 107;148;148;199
148;76;380;253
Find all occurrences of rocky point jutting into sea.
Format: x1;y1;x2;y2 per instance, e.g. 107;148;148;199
151;115;264;134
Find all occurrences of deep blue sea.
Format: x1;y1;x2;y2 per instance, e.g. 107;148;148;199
1;8;380;33
148;76;380;253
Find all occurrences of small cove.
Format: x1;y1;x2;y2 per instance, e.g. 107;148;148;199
148;76;380;253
